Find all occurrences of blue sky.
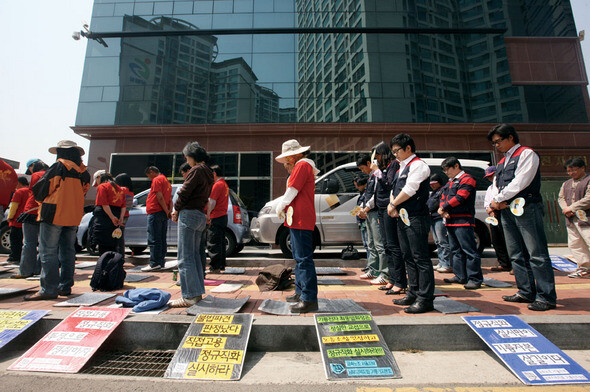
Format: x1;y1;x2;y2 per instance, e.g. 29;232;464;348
1;0;589;172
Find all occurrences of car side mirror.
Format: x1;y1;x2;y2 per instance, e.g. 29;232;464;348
323;178;339;194
132;199;138;207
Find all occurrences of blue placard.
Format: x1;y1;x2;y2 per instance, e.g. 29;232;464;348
0;310;49;349
463;315;590;385
550;255;578;272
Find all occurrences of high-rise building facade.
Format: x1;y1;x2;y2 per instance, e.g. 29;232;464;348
74;0;589;212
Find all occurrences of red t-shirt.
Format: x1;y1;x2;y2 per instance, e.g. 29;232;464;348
0;159;18;209
9;187;31;228
286;160;316;231
210;178;229;219
24;171;45;216
146;174;172;214
95;182;125;208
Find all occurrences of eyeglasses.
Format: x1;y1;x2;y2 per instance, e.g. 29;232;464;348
391;147;402;155
491;138;504;146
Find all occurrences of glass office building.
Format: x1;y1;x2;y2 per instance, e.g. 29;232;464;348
74;0;590;212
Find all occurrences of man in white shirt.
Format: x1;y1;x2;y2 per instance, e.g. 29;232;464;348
488;124;556;311
387;133;433;313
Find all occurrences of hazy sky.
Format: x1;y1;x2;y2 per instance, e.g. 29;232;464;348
1;0;590;173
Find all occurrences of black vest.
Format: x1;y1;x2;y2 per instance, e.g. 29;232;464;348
393;156;429;216
375;160;399;209
496;145;542;204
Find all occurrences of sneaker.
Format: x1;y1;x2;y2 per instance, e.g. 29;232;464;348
168;296;202;308
437;267;453;273
370;276;388;285
360;272;376;279
568;268;589;278
141;265;162;272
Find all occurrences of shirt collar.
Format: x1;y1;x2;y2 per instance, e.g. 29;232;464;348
399;154;416;169
504;143;521;159
451;170;465;181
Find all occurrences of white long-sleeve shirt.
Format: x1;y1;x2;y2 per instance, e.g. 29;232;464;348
493;144;539;203
396;154;431;197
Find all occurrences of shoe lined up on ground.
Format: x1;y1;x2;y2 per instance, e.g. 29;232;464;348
464;281;481;290
443;277;466;284
141;265;162;272
436;266;453;273
568;268;588;278
370;276;387;285
404;301;434;314
527;300;556;311
285;293;300;302
502;294;534;303
359;272;376;279
168;295;202;308
289;300;318;313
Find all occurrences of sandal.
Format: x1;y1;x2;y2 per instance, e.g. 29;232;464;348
385;288;407;295
378;284;394;291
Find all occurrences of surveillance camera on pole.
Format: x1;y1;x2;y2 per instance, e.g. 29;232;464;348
72;21;108;48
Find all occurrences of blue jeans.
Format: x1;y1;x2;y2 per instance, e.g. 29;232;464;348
290;228;318;302
365;210;388;278
378;208;406;289
177;209;207;298
19;222;41;276
38;223;77;296
500;202;556;304
147;210;168;267
397;215;434;303
446;225;483;284
431;219;451;269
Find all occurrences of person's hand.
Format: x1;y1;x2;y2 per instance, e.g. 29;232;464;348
275;203;285;220
387;204;398;218
370;162;379;172
358;209;367;219
206;217;211;225
441;211;451;219
486;207;494;215
490;200;508;210
562;206;574;217
110;216;119;226
171;210;179;223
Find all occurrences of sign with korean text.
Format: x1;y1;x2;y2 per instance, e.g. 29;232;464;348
550;255;578;272
8;307;130;373
165;313;253;380
463;315;590;385
0;310;48;349
314;312;401;380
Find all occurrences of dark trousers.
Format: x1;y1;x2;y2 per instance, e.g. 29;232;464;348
147;210;168;267
9;226;23;262
290;228;318;302
207;215;228;270
397;215;434;303
447;225;483;284
490;214;511;269
377;208;407;289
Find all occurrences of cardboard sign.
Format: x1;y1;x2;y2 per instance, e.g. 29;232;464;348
463;315;590;385
0;310;49;349
314;312;401;380
165;313;253;380
550;255;578;272
8;307;130;373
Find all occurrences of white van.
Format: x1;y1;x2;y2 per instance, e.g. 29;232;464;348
250;159;492;257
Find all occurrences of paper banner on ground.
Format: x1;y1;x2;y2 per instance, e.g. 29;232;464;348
483;277;513;288
463;315;590;385
317;277;345;285
221;268;245;275
165;313;253;380
53;293;116;307
186;296;250;316
315;267;346;275
0;287;37;297
204;279;226;286
315;312;401;380
8;307;131;373
0;310;49;349
258;298;366;316
550;255;578;272
124;274;153;282
434;297;480;314
211;283;243;293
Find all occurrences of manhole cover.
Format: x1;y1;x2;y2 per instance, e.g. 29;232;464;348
81;350;175;377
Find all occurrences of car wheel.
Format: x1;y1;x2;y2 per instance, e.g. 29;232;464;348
235;243;244;254
225;231;237;257
278;229;293;258
0;225;10;254
130;246;147;255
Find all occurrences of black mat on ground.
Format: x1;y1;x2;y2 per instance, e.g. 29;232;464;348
317;277;345;285
124;274;153;282
53;292;116;307
315;267;346;275
434;297;480;314
222;268;246;275
186;296;250;315
433;288;448;297
258;298;366;316
126;266;144;273
483;277;513;288
0;287;37;297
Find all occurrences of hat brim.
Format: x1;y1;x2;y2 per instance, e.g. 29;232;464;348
275;145;310;163
484;172;495;178
48;146;85;156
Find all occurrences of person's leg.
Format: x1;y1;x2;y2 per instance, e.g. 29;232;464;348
491;214;511;269
177;209;206;299
290;228;317;303
575;224;590;271
159;211;168;266
381;211;406;289
501;209;536;301
396;220;417;301
378;209;394;283
37;223;62;297
402;216;435;304
19;223;40;277
455;226;483;285
147;213;158;267
208;216;227;270
568;223;590;271
446;226;467;283
9;226;23;262
57;226;77;294
433;219;452;269
367;210;388;279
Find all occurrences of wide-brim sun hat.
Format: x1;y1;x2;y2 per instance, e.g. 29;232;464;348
48;140;85;156
275;139;310;163
92;169;106;186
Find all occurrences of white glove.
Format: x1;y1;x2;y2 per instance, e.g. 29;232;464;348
276;187;299;220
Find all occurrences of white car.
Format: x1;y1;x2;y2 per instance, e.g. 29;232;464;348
250;159;492;257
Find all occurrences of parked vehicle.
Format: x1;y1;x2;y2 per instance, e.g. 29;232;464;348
76;184;250;256
250;159;492;258
0;218;9;254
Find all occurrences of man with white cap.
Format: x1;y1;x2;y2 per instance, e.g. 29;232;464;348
275;139;320;313
24;140;90;300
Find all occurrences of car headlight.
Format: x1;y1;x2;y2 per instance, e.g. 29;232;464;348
259;206;272;215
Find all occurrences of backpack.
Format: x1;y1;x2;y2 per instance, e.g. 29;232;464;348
255;264;293;291
340;245;360;260
90;251;126;291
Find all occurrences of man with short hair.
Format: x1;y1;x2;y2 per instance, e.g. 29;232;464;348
438;157;483;290
388;133;434;313
488;124;556;311
142;166;172;272
558;157;590;278
207;165;229;273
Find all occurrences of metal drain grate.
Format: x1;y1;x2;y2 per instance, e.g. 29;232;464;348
81;350;175;377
